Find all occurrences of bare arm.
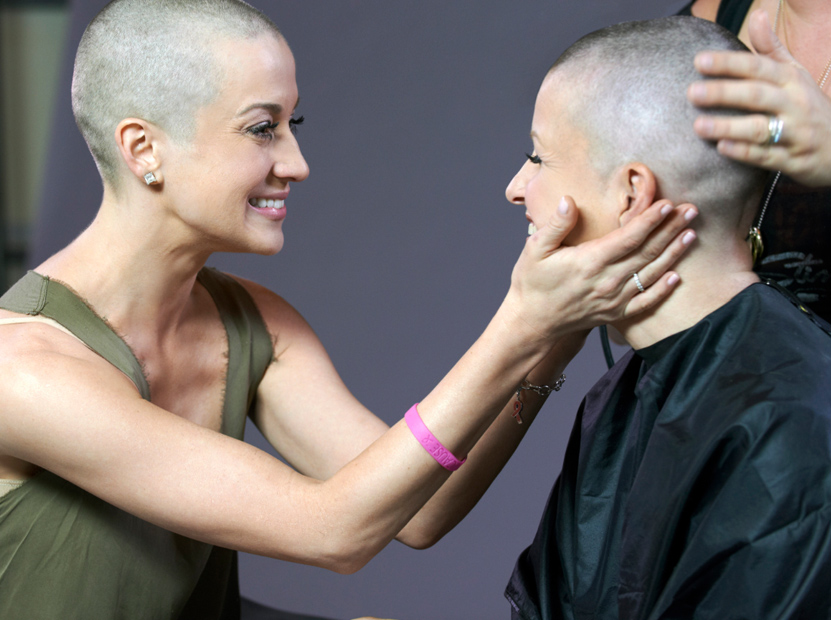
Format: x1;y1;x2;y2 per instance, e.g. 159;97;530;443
0;295;544;575
0;199;625;574
250;199;697;548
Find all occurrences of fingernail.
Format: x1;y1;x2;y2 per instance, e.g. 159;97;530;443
696;53;713;70
696;117;714;135
689;83;706;100
684;208;698;222
667;273;680;286
682;231;696;245
660;203;673;216
559;197;569;215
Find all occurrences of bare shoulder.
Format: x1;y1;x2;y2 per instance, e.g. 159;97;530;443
0;312;129;382
0;312;138;422
227;274;321;357
689;0;721;21
0;316;141;454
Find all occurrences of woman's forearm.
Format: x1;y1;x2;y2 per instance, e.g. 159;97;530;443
395;332;587;548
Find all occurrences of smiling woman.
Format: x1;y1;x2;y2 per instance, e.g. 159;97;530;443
0;1;697;619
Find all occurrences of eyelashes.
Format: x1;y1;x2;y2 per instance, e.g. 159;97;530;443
525;152;541;164
289;115;304;135
248;115;305;139
249;121;280;138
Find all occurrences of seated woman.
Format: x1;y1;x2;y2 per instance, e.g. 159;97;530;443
0;1;696;618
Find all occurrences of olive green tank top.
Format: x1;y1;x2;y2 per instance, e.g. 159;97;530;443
0;268;273;619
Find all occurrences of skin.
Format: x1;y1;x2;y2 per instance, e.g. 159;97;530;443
507;73;757;349
0;32;696;587
688;1;831;187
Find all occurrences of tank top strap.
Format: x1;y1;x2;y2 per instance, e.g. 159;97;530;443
675;0;752;36
196;267;273;439
714;0;754;35
0;271;150;400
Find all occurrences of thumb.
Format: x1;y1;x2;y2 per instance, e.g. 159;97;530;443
530;195;577;257
748;8;793;63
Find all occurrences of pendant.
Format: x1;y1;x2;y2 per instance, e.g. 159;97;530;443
747;227;764;265
512;399;524;424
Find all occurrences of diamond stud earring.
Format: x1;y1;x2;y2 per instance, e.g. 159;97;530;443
144;171;159;185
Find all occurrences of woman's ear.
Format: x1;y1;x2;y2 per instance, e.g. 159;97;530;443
114;118;164;186
614;162;656;227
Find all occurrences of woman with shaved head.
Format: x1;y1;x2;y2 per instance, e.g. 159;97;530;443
0;1;696;618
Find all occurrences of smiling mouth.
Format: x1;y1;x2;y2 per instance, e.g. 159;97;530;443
249;198;285;209
527;222;537;236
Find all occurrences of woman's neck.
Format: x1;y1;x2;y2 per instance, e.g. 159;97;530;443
612;235;759;350
36;197;211;347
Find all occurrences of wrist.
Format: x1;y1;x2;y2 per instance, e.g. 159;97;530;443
494;289;562;353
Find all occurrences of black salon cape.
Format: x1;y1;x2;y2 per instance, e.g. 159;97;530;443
506;283;831;619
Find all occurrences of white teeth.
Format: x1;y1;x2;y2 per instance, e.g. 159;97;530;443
249;198;285;209
527;222;537;236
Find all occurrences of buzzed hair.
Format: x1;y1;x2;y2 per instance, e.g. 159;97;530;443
72;0;282;187
549;17;767;230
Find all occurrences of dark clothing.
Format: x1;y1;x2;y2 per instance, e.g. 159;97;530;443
506;283;831;619
678;0;751;32
0;268;273;620
678;0;831;321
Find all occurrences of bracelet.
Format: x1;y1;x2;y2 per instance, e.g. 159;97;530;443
512;374;565;424
404;403;466;471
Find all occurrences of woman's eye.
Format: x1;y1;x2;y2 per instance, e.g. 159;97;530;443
289;115;304;135
525;152;542;165
248;121;279;139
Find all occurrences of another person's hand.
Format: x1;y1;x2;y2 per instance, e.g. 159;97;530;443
687;9;831;187
507;196;697;339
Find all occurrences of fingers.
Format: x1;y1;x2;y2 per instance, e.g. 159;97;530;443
747;8;792;62
693;111;783;147
526;195;577;258
588;200;674;264
692;50;788;86
626;224;697;290
714;138;786;170
622;271;682;318
688;78;786;116
597;201;696;269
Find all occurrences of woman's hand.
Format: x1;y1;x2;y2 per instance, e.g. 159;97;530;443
687;9;831;187
507;196;697;339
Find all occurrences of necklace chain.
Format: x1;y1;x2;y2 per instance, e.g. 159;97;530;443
749;0;831;264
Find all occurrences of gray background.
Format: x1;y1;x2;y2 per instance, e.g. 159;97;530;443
34;1;686;618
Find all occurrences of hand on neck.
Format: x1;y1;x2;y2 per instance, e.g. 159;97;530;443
613;239;759;350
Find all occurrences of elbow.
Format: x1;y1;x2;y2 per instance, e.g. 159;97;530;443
396;520;450;550
313;535;382;575
323;547;372;575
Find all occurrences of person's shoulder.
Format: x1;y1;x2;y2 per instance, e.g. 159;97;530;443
0;313;134;393
687;0;721;21
217;272;300;321
751;282;831;348
212;271;318;356
0;315;141;458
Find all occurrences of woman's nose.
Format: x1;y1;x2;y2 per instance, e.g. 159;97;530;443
273;136;310;182
505;163;529;205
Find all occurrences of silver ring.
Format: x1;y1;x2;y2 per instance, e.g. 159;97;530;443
765;115;784;146
632;272;645;293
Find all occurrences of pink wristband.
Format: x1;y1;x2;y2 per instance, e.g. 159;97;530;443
404;403;466;471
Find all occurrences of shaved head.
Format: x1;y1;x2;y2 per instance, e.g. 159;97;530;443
548;17;766;231
72;0;282;187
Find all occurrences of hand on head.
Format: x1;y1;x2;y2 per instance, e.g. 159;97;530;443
507;195;697;339
688;9;831;187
